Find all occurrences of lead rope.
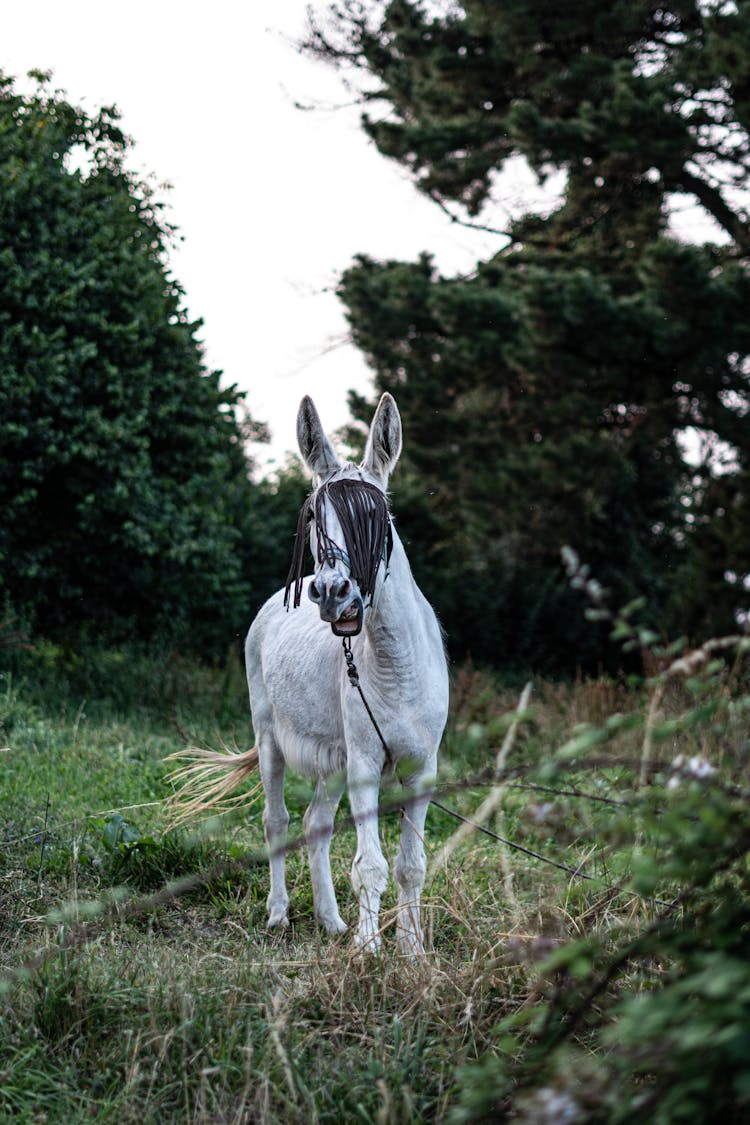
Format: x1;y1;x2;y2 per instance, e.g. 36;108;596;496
342;637;394;772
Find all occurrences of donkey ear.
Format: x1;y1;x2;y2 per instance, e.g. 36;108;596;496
361;393;403;483
297;396;340;480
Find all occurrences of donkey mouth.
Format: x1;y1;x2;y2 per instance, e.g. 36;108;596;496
330;598;363;637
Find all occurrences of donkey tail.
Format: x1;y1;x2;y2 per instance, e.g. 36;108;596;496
164;743;262;830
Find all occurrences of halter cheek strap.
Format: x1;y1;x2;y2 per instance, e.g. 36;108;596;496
322;528;391;580
321;544;351;569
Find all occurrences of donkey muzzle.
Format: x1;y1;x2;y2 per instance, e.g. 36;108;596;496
308;575;363;635
329;595;363;637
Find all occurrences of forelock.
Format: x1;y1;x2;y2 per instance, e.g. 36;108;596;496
283;472;391;610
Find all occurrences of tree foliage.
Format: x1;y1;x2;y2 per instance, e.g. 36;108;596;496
308;0;750;670
0;72;276;655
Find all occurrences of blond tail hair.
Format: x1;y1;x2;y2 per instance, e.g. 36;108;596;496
164;743;262;830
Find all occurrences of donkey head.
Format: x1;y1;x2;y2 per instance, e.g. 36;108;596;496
285;394;402;635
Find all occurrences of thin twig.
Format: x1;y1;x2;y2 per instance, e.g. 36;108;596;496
36;794;50;895
495;683;533;776
426;188;511;239
429;683;532;876
639;679;665;790
268;989;298;1102
504;782;628;807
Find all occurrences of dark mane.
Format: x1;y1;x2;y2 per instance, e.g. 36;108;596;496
284;476;391;610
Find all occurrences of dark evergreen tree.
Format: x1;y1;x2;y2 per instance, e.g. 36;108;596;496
308;0;750;669
0;72;265;655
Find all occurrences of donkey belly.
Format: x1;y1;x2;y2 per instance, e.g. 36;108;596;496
273;718;347;779
246;591;348;780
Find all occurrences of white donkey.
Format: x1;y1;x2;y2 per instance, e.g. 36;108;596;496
172;394;448;955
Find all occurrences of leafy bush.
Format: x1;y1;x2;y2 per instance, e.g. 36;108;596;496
449;556;750;1123
0;71;266;656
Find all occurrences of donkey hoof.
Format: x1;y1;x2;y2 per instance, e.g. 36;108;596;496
353;932;382;955
319;914;348;936
397;935;426;960
267;910;289;930
397;923;426;959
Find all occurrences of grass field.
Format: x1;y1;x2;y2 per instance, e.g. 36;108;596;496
1;638;748;1123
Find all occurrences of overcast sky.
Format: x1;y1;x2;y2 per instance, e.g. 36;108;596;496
5;1;719;472
2;0;516;468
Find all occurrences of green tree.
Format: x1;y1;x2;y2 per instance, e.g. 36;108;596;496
243;455;310;619
309;0;750;669
0;72;261;655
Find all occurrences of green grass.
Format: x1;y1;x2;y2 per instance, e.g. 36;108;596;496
1;641;748;1123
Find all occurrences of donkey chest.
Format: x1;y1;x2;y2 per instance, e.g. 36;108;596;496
269;673;437;777
342;673;445;761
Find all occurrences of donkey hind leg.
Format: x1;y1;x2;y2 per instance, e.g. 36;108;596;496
259;737;290;929
348;763;389;953
304;774;347;935
393;765;436;958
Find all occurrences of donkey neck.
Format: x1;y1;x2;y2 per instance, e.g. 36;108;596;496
361;529;425;677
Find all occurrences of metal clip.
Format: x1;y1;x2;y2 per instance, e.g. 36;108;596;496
342;637;359;687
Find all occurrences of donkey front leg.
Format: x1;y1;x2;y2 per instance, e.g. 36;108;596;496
259;738;290;929
348;762;388;953
304;774;347;935
393;766;435;957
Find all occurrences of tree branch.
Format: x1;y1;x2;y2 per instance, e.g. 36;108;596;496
426;188;511;239
671;167;750;251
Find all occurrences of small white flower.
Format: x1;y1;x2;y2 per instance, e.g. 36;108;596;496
687;755;715;779
535;1087;581;1124
669;753;716;783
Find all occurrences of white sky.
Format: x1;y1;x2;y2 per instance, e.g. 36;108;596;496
4;1;723;473
2;0;510;470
